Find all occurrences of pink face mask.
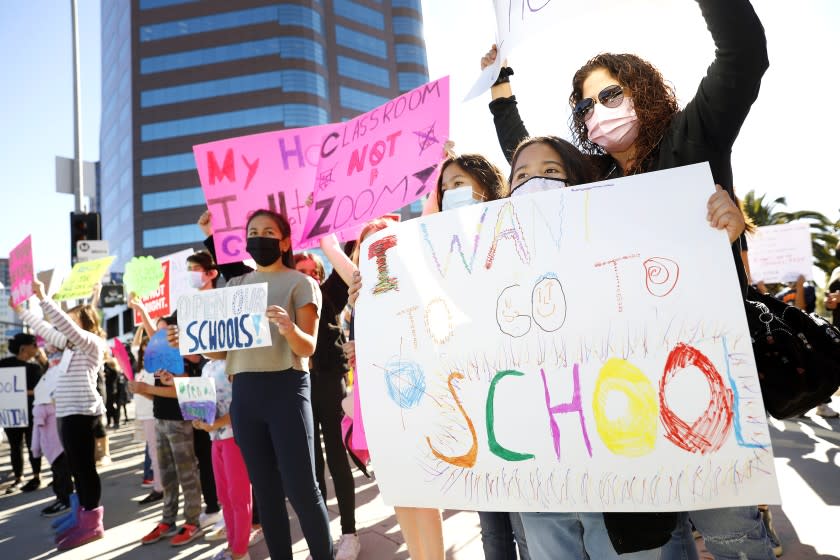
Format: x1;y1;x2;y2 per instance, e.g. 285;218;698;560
586;97;641;153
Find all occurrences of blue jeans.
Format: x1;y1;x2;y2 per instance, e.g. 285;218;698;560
520;512;662;560
143;443;152;481
661;508;774;560
479;511;531;560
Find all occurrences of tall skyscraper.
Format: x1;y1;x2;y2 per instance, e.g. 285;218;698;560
100;0;430;270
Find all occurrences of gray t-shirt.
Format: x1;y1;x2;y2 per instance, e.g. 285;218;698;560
225;269;321;375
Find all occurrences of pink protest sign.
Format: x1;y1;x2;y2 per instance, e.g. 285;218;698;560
9;235;34;306
301;77;450;244
193;124;336;264
111;338;134;381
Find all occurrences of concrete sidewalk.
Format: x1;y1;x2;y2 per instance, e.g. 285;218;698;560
0;398;838;560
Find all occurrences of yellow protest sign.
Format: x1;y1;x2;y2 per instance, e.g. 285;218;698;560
53;256;115;301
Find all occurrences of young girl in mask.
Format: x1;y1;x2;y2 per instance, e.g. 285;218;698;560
435;153;508;212
178;209;333;560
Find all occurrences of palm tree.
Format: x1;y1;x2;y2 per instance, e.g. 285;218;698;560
740;190;839;281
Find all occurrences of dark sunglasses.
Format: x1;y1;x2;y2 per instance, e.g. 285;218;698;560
573;84;625;122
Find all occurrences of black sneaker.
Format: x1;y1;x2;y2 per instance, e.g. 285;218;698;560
139;490;164;505
41;500;70;518
21;478;41;492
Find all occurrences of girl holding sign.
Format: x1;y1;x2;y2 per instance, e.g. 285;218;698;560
175;209;332;560
20;280;108;551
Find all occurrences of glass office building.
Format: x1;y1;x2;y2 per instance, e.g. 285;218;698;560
99;0;429;266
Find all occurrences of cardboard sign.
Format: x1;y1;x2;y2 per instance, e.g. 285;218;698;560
174;377;216;425
194;124;336;264
124;256;165;298
195;78;449;262
9;235;34;306
176;283;271;355
301;77;449;244
355;163;780;512
54;256;115;301
143;329;184;374
0;367;28;427
101;283;126;307
112;338;134;382
747;222;814;284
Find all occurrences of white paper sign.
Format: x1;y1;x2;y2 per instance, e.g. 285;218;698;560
356;163;779;512
747;222;813;284
0;367;29;427
174;376;217;425
176;283;271;355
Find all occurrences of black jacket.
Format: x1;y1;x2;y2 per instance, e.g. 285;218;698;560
490;0;767;553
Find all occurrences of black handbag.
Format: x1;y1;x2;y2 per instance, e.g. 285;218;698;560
744;286;840;419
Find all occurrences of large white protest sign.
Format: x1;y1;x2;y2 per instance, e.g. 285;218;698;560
747;222;813;284
355;163;779;512
0;367;29;428
176;283;271;355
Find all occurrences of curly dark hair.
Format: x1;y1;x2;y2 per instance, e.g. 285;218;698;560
570;53;679;175
436;154;509;211
508;136;598;188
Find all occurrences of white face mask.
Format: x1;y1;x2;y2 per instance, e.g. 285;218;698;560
510;176;567;197
441;186;479;211
188;270;207;289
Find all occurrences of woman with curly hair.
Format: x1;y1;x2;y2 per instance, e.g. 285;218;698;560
482;0;773;558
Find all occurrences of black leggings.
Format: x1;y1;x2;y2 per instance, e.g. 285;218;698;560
231;371;332;560
57;415;101;510
312;371;356;534
193;426;220;513
52;453;74;505
5;424;41;479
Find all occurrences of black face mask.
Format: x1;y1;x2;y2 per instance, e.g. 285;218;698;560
246;236;283;267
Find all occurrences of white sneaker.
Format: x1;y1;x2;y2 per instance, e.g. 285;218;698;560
335;533;361;560
200;510;222;528
248;527;264;547
205;523;227;542
816;404;840;418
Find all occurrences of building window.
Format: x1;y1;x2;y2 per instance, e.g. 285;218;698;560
393;16;423;37
392;0;420;7
398;71;428;92
141;153;195;176
339;86;389;113
333;0;384;29
139;0;198;9
141;70;327;107
395;43;428;66
141;103;327;142
142;187;206;212
140;5;322;42
143;224;205;249
141;37;324;74
337;56;390;88
335;25;386;59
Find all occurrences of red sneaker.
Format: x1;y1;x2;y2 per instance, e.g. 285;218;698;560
141;522;176;544
170;523;202;546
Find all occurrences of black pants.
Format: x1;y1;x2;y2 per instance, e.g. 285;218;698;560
5;424;42;479
106;394;120;427
231;371;333;560
57;415;101;511
312;370;356;534
51;452;74;505
193;426;220;513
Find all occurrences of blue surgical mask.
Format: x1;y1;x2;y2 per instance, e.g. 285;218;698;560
510;176;567;198
441;186;479;211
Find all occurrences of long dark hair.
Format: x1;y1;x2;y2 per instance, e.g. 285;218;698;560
509;136;597;187
436;154;509;211
570;53;679;175
246;209;295;269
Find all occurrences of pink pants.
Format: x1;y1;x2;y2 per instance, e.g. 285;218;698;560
142;419;163;493
212;438;252;555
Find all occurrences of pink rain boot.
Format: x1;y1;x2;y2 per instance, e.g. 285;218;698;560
56;506;104;551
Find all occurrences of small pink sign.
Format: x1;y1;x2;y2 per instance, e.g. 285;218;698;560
9;235;34;306
112;338;134;381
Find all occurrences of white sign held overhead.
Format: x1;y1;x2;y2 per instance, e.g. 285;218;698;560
355;163;779;512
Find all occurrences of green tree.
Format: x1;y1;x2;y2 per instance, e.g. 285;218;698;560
740;190;839;281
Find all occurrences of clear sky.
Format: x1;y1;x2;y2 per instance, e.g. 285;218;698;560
1;0;838;278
